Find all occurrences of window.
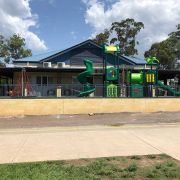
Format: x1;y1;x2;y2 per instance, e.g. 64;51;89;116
36;76;53;85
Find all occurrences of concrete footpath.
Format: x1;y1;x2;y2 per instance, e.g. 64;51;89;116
0;124;180;164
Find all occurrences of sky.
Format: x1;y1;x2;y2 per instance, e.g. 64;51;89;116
0;0;180;57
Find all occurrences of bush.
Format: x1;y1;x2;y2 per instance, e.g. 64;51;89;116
126;164;137;172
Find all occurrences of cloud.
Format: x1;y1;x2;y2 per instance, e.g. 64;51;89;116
0;0;47;52
70;31;78;40
48;0;56;6
82;0;180;56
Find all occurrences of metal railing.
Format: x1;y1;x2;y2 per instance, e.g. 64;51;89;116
0;84;179;98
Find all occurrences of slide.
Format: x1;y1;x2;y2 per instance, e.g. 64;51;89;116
157;80;180;96
77;59;95;97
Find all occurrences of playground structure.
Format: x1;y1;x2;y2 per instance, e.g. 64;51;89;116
77;59;95;97
77;45;180;97
104;46;180;97
104;46;120;97
157;80;180;96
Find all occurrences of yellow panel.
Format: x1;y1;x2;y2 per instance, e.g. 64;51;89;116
146;74;155;83
0;99;179;116
146;74;149;82
152;74;155;82
107;46;117;52
104;45;120;53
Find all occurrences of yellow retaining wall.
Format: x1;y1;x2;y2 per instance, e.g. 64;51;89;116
0;98;179;116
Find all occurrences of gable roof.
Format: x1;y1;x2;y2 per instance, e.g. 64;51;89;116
13;39;147;65
123;56;147;64
14;40;101;63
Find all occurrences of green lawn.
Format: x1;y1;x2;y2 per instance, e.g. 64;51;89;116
0;154;180;180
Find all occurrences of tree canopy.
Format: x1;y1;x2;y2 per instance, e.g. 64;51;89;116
144;24;180;69
92;29;110;45
92;18;144;56
0;34;32;63
110;18;144;56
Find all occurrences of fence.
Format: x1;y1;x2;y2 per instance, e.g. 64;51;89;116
0;84;179;98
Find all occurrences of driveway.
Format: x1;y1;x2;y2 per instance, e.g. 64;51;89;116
0;123;180;164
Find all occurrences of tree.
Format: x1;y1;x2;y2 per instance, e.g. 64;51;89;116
144;40;174;69
0;34;32;63
168;24;180;60
0;35;9;59
144;24;180;69
92;29;110;45
110;18;144;56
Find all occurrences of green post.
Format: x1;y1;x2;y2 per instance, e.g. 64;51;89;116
129;70;132;97
116;51;120;97
156;63;159;97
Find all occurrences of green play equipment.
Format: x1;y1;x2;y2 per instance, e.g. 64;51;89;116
145;57;159;85
106;67;118;81
145;56;180;97
145;71;156;83
127;71;145;97
127;67;160;97
104;45;120;53
157;81;180;96
107;84;118;97
146;56;159;64
127;72;144;84
131;84;144;98
76;47;179;98
77;59;95;97
102;48;180;97
103;45;120;97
